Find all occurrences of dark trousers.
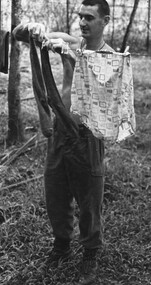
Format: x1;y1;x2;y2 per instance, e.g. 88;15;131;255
44;122;105;249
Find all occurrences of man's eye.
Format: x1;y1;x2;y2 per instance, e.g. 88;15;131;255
79;14;94;21
85;15;94;21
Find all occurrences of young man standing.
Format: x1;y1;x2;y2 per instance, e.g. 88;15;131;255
13;1;113;284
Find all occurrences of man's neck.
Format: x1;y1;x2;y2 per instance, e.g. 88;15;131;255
85;37;105;50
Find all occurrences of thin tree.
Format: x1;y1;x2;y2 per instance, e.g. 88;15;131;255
7;0;24;145
120;0;140;52
66;0;70;34
50;0;78;32
146;0;151;53
111;0;116;47
0;0;1;27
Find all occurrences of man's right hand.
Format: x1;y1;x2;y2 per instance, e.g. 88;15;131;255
27;23;47;42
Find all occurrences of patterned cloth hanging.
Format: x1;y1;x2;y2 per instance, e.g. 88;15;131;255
71;50;136;142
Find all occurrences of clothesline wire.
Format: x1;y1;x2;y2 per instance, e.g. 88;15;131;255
47;48;151;57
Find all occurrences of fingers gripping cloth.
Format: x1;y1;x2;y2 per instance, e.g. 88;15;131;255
29;37;79;138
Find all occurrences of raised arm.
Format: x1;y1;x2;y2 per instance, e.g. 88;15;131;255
13;22;80;53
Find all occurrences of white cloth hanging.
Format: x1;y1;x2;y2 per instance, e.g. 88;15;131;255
71;50;136;142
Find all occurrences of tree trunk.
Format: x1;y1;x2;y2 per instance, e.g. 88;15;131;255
111;0;116;47
146;0;151;54
66;0;70;34
7;0;24;145
0;1;1;29
120;0;140;52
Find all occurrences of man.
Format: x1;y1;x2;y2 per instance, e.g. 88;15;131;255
13;1;113;284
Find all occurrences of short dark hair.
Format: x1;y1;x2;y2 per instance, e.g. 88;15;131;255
81;0;110;17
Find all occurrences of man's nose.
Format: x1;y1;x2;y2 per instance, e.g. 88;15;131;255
80;17;86;26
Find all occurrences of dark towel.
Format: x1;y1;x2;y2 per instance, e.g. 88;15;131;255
29;37;53;137
29;37;79;138
0;30;9;74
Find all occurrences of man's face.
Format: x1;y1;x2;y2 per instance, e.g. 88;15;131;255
79;4;108;40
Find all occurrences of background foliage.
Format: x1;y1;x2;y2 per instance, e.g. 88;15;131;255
19;0;151;53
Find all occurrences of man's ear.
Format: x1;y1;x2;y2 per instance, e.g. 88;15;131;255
104;15;110;26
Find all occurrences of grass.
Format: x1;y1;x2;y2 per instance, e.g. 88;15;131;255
0;49;151;285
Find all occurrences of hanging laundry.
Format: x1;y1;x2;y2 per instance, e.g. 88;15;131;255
0;30;9;73
0;0;11;73
29;37;78;138
71;50;136;142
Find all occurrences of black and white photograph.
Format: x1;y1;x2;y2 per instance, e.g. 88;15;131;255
0;0;151;284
